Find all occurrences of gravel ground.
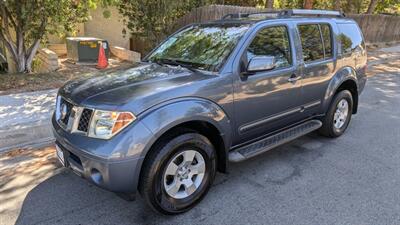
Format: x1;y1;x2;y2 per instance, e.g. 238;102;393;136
1;49;400;225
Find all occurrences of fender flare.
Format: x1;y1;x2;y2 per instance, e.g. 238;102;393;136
322;66;359;113
131;97;233;189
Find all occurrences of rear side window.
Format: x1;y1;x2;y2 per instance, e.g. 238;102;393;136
247;26;292;69
337;23;364;55
298;24;325;62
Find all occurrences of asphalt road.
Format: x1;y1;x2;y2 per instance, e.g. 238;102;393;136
1;59;400;225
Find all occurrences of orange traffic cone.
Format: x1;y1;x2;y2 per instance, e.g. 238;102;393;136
96;42;108;69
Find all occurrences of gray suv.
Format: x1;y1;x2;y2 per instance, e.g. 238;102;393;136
52;9;367;214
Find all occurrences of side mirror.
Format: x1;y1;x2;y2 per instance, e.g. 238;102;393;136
246;56;276;74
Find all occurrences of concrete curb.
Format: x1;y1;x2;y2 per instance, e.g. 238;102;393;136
0;89;57;153
0;120;55;153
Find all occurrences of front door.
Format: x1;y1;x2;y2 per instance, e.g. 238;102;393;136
233;24;303;145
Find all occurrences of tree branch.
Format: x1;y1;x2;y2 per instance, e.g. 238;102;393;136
366;0;380;14
0;51;6;62
0;28;17;60
0;4;16;53
26;18;46;58
25;17;46;72
2;5;17;28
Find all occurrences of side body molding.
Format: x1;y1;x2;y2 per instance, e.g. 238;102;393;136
322;66;358;113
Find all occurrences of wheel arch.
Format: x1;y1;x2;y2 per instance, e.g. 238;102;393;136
142;120;228;172
132;98;232;192
323;66;359;114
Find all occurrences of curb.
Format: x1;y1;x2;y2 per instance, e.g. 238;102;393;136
0;121;54;153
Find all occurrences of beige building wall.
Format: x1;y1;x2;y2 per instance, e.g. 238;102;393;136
84;7;130;49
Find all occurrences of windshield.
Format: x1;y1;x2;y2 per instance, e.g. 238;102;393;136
147;24;250;72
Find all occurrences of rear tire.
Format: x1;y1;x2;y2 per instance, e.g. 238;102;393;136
319;90;353;138
139;130;216;214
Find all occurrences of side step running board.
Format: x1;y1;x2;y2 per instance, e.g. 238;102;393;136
229;120;322;162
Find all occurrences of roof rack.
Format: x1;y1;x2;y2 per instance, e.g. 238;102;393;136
281;9;345;17
221;9;345;20
222;11;280;20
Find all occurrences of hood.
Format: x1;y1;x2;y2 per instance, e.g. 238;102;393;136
59;63;215;114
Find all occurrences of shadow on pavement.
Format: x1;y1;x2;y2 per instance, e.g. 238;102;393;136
12;132;331;225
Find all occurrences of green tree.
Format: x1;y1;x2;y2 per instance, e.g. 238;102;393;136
375;0;400;14
117;0;209;48
0;0;113;73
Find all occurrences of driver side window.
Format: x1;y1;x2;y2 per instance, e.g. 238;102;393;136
247;26;292;70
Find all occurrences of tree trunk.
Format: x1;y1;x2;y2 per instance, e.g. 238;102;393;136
333;0;341;10
15;29;27;72
15;54;26;72
2;34;41;73
367;0;379;14
266;0;274;9
25;40;41;72
304;0;314;9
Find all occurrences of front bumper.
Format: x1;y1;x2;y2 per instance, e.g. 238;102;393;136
52;115;153;194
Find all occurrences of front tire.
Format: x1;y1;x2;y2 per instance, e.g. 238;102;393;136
319;90;353;138
139;130;216;214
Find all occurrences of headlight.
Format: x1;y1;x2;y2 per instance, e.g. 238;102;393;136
88;110;136;139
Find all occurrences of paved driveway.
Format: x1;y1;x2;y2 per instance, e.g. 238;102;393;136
1;62;400;225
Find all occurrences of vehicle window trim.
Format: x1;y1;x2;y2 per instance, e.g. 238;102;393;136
319;23;334;60
296;22;334;65
241;23;295;75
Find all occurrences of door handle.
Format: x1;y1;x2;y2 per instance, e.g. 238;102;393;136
288;74;301;83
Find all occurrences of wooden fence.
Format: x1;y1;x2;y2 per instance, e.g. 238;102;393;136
173;5;400;44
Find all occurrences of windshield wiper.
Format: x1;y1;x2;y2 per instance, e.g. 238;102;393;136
154;58;199;72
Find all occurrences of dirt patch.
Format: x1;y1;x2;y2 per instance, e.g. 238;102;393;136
0;57;132;95
0;146;59;185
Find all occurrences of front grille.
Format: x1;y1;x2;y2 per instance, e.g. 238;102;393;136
78;108;93;132
60;98;73;125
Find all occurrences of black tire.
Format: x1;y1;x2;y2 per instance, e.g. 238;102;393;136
319;90;353;138
139;129;216;214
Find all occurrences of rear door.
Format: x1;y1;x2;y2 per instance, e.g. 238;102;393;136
296;22;336;117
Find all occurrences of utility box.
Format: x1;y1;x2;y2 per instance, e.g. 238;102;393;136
66;37;110;64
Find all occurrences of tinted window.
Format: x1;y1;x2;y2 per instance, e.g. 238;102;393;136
247;26;292;69
148;24;249;71
337;23;364;55
298;24;324;62
320;24;332;58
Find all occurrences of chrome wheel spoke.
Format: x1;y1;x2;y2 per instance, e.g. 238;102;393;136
190;161;205;175
166;180;181;196
183;150;196;164
182;179;197;196
165;162;179;175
